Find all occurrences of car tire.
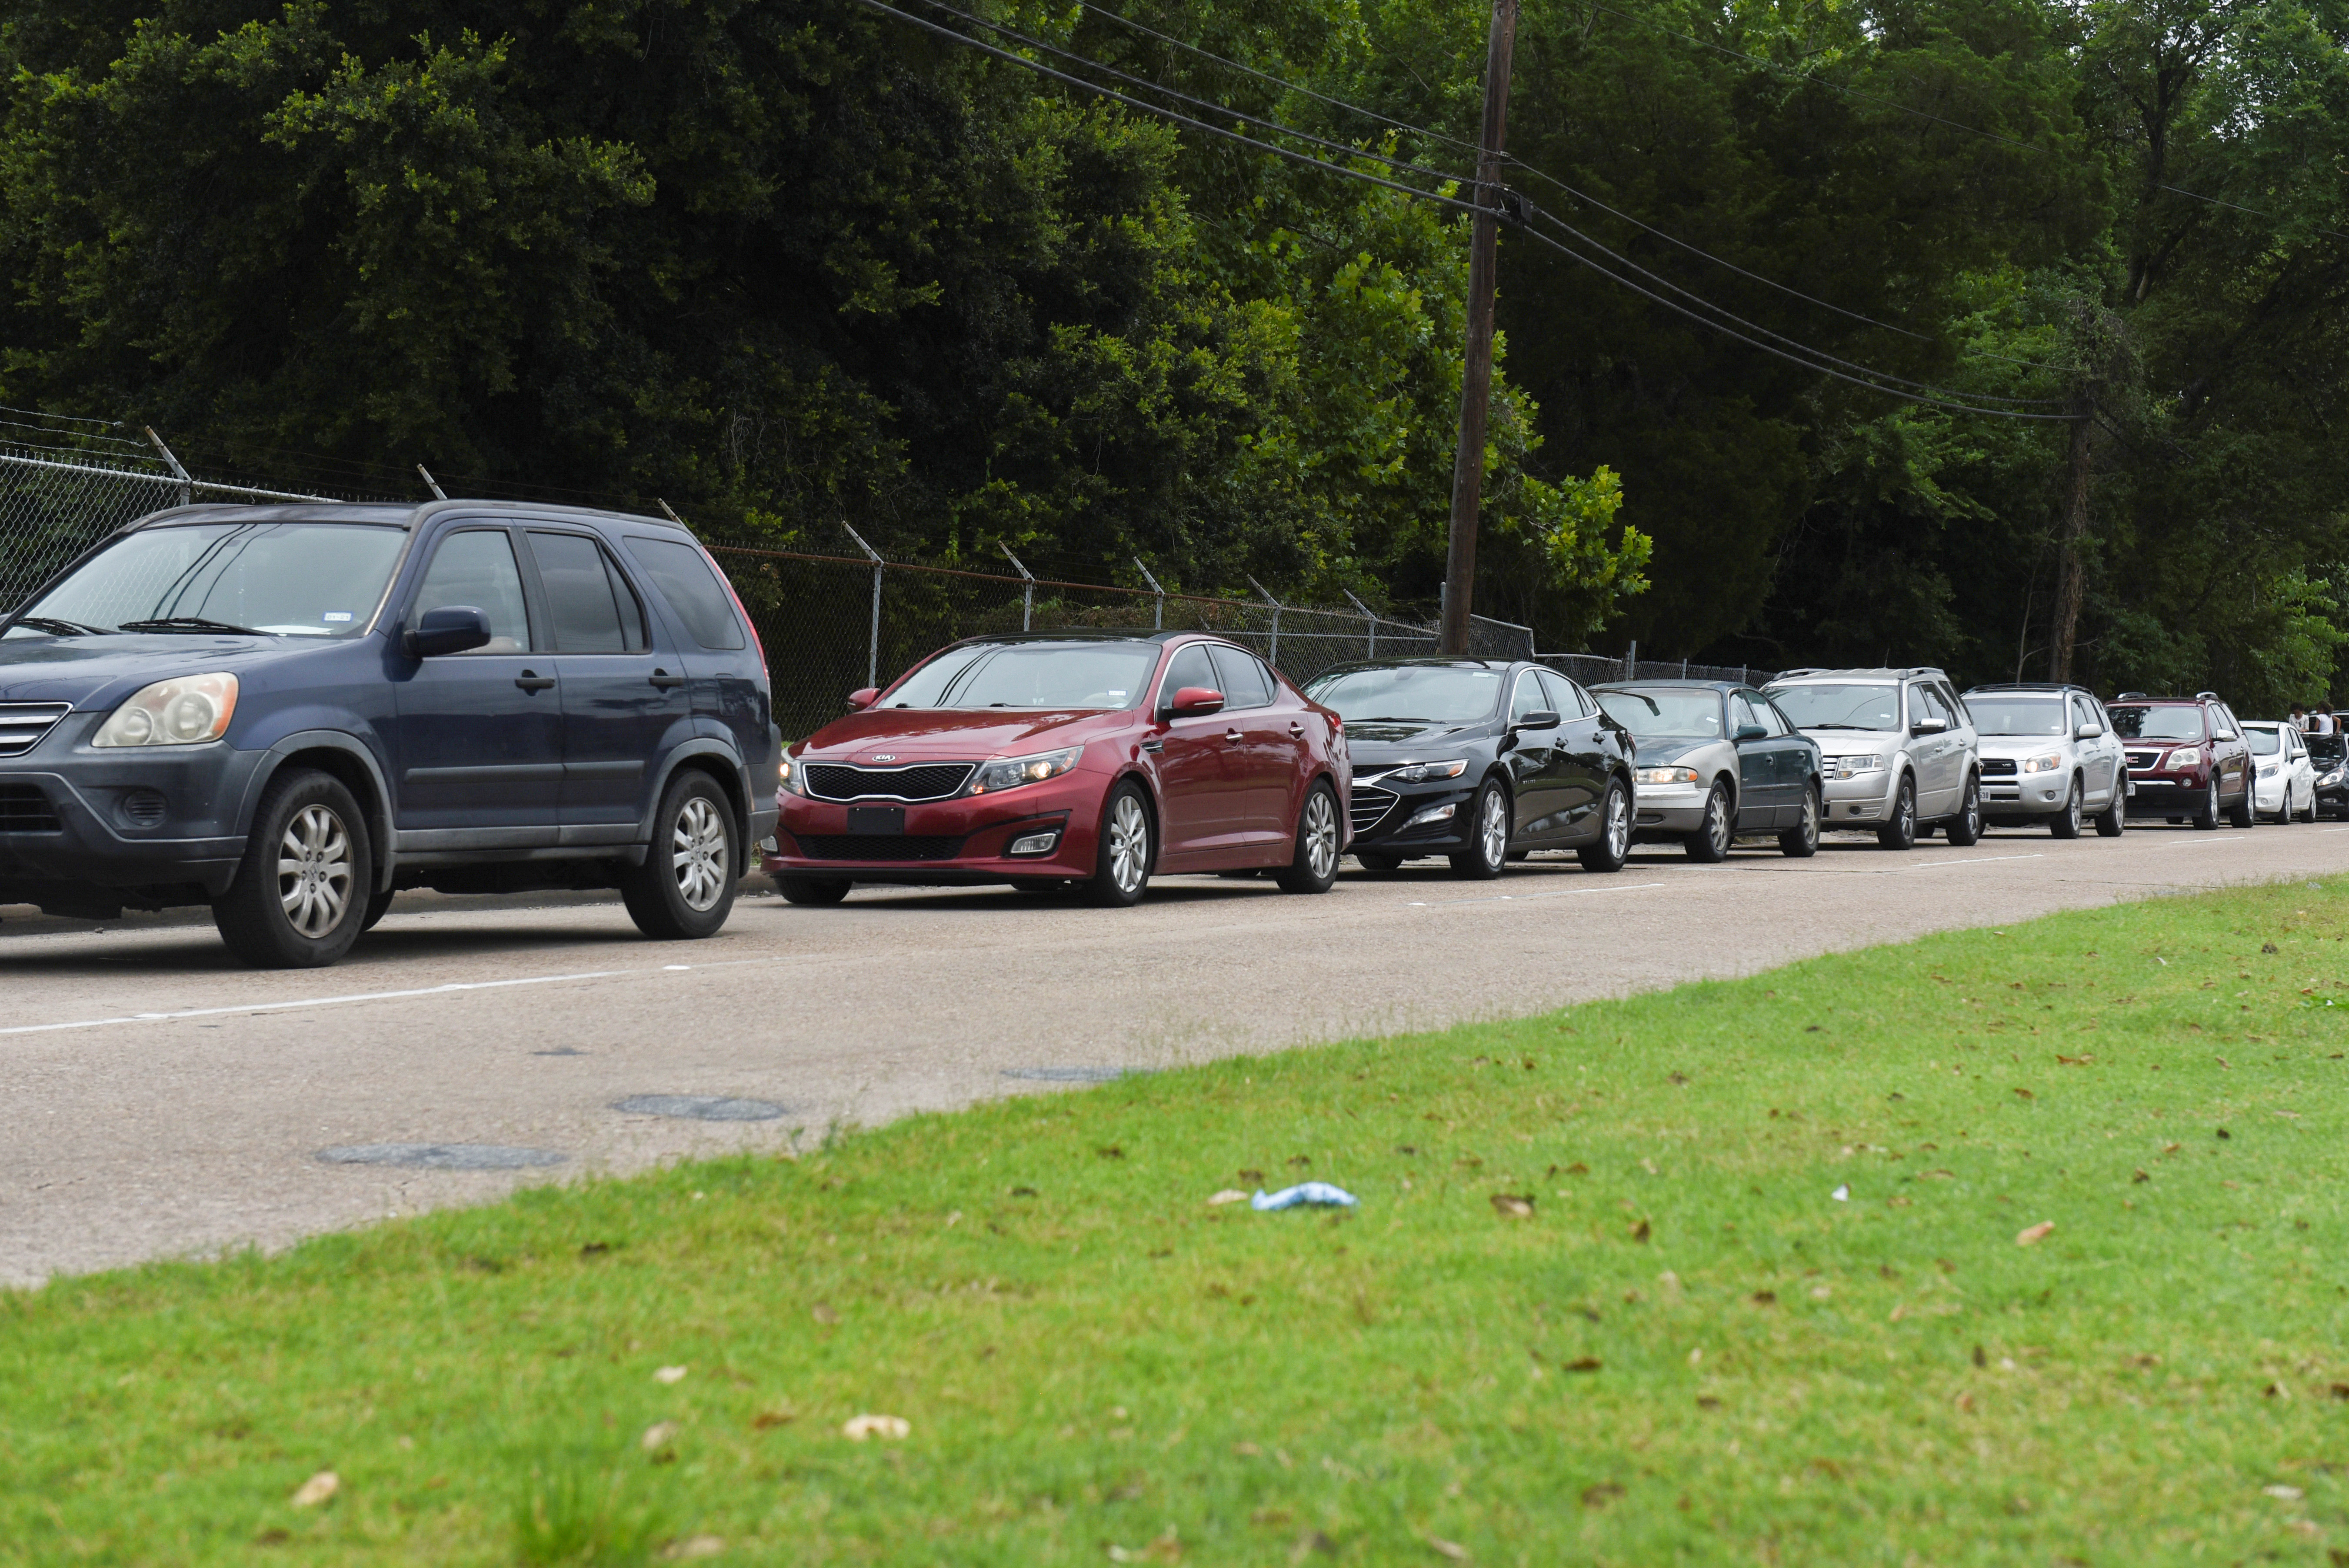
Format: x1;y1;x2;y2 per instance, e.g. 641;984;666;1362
1944;774;1983;846
779;876;851;906
1779;784;1820;858
2051;779;2083;839
213;767;373;969
1085;782;1154;907
2094;789;2126;837
1276;782;1342;894
622;770;739;939
2226;776;2255;829
360;887;396;933
2192;776;2221;831
1449;778;1510;879
1355;851;1403;873
1685;780;1733;863
1577;776;1633;872
1876;775;1918;850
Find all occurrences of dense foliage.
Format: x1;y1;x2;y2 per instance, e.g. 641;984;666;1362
0;0;2344;697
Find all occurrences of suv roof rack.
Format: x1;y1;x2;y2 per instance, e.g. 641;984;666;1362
2115;691;2148;700
2195;690;2221;702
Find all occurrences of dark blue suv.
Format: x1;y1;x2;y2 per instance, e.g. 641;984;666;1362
0;501;780;966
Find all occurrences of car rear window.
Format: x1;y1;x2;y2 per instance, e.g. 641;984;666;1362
623;536;745;650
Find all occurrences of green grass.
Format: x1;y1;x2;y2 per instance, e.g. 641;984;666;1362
8;880;2349;1565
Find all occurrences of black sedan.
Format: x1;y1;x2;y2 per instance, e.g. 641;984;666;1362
1589;680;1822;859
1301;658;1635;877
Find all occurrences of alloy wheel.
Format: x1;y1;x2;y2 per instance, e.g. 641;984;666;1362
671;796;731;912
1606;783;1630;859
1106;792;1150;895
276;803;353;939
1479;786;1509;869
1303;789;1339;881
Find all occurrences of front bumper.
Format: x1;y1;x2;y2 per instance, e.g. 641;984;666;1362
1349;779;1477;856
0;720;263;910
2124;771;2210;816
1632;782;1706;836
764;773;1103;885
1821;768;1898;825
1981;768;2073;818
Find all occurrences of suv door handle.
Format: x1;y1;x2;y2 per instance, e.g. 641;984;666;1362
649;669;685;690
515;671;555;693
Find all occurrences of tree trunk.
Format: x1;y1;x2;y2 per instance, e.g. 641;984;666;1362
2047;397;2094;683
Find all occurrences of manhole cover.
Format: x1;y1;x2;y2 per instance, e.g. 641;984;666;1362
1002;1067;1132;1083
317;1143;565;1170
611;1094;788;1122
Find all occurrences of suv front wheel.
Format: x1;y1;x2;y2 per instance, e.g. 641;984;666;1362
214;767;373;968
623;770;739;939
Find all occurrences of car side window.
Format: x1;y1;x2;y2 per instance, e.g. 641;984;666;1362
2210;706;2236;739
1746;692;1792;736
1207;646;1276;709
529;531;646;653
1907;683;1943;730
1730;692;1763;734
1159;644;1218;709
1939;683;1973;728
1509;672;1553;724
1537;669;1586;717
621;536;746;651
410;529;531;653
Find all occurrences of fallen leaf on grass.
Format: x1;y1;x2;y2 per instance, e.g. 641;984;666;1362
2266;1485;2306;1501
290;1471;339;1508
2016;1221;2056;1246
662;1536;726;1560
1751;1291;1777;1307
1580;1482;1625;1508
811;1304;839;1325
1289;1532;1338;1562
1426;1537;1470;1561
843;1413;910;1441
1489;1194;1534;1218
654;1365;689;1385
1563;1357;1602;1373
2133;1169;2150;1183
2013;1088;2035;1100
752;1410;794;1430
1207;1190;1249;1206
1106;1528;1183;1562
1953;1392;1974;1412
1629;1219;1651;1242
641;1422;680;1454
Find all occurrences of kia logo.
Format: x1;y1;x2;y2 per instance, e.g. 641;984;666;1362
870;754;896;762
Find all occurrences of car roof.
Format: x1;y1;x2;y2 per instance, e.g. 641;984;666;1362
124;499;700;537
1312;656;1520;670
1590;679;1741;692
1965;682;2091;696
1768;666;1949;682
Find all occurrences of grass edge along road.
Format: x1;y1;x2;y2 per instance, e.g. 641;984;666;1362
7;880;2349;1565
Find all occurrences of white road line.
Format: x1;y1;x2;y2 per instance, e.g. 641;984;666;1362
2161;835;2249;848
1408;881;1668;909
1897;853;2045;872
0;956;783;1038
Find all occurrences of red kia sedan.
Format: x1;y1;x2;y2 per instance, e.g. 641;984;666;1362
762;633;1350;906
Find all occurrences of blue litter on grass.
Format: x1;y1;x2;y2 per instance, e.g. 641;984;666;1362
1251;1182;1358;1211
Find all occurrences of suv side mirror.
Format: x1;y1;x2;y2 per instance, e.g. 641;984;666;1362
405;605;492;659
1734;723;1768;742
846;686;879;710
1170;686;1225;717
1912;716;1948;736
2075;720;2103;739
1512;709;1561;732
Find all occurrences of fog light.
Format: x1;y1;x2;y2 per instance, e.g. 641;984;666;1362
1007;830;1060;856
1406;802;1456;828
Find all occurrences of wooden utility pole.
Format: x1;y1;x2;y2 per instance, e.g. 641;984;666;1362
1439;0;1519;657
2046;392;2094;683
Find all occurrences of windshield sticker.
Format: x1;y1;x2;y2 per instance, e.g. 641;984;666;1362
322;612;353;622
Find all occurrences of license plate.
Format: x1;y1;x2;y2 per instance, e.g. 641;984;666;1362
846;805;905;835
2126;781;2136;797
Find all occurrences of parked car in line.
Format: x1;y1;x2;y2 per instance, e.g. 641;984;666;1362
1299;658;1633;877
1589;680;1821;859
2110;692;2254;829
2242;721;2318;822
1959;683;2127;837
1762;667;1982;849
2310;731;2349;818
763;632;1347;906
0;501;780;966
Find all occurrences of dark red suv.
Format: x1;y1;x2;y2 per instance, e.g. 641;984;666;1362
763;632;1349;906
2110;692;2254;830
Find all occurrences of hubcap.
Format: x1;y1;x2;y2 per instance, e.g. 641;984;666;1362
1608;786;1629;856
1303;792;1338;880
277;803;353;939
1709;787;1730;852
1107;794;1150;893
672;796;730;911
1800;792;1818;844
1480;788;1508;867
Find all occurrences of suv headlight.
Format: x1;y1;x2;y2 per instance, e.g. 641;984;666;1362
1391;759;1468;784
2165;746;2204;769
1824;754;1884;780
969;745;1083;795
91;672;237;748
1632;765;1699;786
2020;751;2064;774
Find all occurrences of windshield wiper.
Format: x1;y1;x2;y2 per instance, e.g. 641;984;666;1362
1801;722;1876;730
117;616;262;635
9;616;109;636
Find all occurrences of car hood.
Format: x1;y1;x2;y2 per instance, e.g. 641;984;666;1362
1344;719;1490;750
1975;735;2074;756
1794;728;1899;751
1625;735;1725;765
0;634;300;706
796;706;1121;760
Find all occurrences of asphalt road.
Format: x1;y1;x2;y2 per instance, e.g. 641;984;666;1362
7;819;2348;1285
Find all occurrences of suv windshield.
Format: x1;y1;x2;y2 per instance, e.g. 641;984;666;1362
883;640;1159;709
6;520;406;638
1594;688;1723;738
1967;696;2069;737
1304;665;1504;723
1766;682;1902;731
2243;726;2284;756
2109;705;2206;742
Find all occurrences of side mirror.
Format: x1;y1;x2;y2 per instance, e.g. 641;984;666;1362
1734;723;1768;742
2075;721;2103;739
1169;686;1225;717
404;605;492;659
1912;716;1948;736
846;686;879;711
1513;709;1561;732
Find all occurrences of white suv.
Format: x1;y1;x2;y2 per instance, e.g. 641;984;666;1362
1763;667;1982;849
1962;682;2128;836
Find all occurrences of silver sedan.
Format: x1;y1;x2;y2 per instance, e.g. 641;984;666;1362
1591;681;1823;861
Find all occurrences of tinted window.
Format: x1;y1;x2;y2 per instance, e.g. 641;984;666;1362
1539;670;1589;717
1160;644;1218;707
1509;672;1553;724
412;529;530;652
1208;646;1276;709
1596;687;1723;738
530;532;645;653
622;536;744;650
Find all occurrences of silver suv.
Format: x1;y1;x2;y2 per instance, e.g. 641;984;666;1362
1763;667;1982;849
1961;683;2127;836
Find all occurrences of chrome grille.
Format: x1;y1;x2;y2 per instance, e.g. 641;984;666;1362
1979;757;2016;777
0;702;70;758
1350;785;1399;835
804;762;973;802
2126;750;2160;770
0;783;61;832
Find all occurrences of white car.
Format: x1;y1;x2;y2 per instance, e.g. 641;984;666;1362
2242;721;2317;822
